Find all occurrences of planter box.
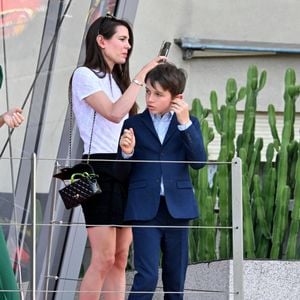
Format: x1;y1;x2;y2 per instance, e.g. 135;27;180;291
126;260;300;299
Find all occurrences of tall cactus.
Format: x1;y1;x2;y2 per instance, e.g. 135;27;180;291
283;69;300;140
236;65;266;258
256;143;276;257
270;69;300;259
239;147;256;258
253;174;271;241
286;142;300;259
210;78;245;258
189;98;216;261
268;104;280;150
237;65;267;160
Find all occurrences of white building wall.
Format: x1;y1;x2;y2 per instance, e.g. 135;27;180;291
129;0;300;160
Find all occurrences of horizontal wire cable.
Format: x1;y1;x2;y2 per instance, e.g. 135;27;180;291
0;156;231;165
47;277;233;294
0;222;233;229
1;289;235;295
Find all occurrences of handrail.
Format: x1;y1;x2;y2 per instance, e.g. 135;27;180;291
2;155;244;299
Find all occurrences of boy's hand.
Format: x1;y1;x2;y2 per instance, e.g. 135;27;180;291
120;128;135;155
170;96;190;125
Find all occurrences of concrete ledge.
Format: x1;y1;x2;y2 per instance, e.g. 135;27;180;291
126;260;300;299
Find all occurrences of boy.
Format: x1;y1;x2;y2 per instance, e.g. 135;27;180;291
117;62;206;299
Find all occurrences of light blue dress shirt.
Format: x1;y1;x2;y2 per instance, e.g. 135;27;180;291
151;112;192;196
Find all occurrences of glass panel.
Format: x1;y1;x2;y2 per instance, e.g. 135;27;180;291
0;1;118;299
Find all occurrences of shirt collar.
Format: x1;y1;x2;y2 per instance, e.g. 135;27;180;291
150;111;174;121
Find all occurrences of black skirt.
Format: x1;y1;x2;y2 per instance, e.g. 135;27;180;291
80;153;128;226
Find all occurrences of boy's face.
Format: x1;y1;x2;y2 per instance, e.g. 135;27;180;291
145;81;173;115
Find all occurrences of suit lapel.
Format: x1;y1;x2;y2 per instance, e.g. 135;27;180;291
163;114;178;145
140;110;160;141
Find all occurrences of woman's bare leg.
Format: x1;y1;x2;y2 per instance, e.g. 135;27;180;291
79;226;117;300
102;227;132;300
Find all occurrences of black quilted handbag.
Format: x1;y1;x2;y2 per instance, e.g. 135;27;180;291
58;171;101;209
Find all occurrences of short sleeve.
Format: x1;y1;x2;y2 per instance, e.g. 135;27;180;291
72;67;102;101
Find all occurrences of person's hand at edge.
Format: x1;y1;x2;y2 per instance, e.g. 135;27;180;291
0;107;25;128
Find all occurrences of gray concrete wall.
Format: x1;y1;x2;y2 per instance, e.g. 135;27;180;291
126;260;300;299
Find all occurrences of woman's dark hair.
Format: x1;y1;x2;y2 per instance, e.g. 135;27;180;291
84;15;137;115
145;62;187;97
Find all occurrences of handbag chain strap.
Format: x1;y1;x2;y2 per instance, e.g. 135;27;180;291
68;71;96;166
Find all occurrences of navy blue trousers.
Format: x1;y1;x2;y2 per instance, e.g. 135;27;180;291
128;197;189;300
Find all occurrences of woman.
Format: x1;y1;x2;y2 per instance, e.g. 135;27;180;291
71;14;164;300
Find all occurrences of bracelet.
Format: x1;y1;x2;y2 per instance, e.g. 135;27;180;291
132;79;144;87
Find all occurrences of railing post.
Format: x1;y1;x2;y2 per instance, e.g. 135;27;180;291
44;161;60;300
31;153;37;300
231;157;244;299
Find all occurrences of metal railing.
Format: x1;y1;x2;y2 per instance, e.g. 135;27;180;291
1;154;244;299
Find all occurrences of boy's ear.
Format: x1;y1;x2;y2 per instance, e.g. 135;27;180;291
175;94;183;100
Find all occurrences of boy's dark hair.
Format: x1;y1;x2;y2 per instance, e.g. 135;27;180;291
144;62;187;97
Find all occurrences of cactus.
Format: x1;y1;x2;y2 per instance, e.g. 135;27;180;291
248;138;263;189
194;120;216;261
238;65;267;160
268;104;280;150
286;142;300;259
283;69;300;141
255;143;276;257
209;80;244;259
189;65;300;262
235;66;266;258
253;174;271;239
269;68;300;259
189;98;216;261
270;184;291;258
210;78;244;161
239;147;256;258
270;144;289;259
217;146;231;258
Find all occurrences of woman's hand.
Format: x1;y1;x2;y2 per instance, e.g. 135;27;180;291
134;56;167;83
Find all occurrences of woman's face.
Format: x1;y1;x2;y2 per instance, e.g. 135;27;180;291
97;25;131;70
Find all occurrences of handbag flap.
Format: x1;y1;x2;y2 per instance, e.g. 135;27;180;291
53;163;94;180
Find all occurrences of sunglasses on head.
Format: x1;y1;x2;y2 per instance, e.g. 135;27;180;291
104;12;117;20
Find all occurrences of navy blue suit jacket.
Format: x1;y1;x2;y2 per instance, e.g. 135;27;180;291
116;109;206;222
